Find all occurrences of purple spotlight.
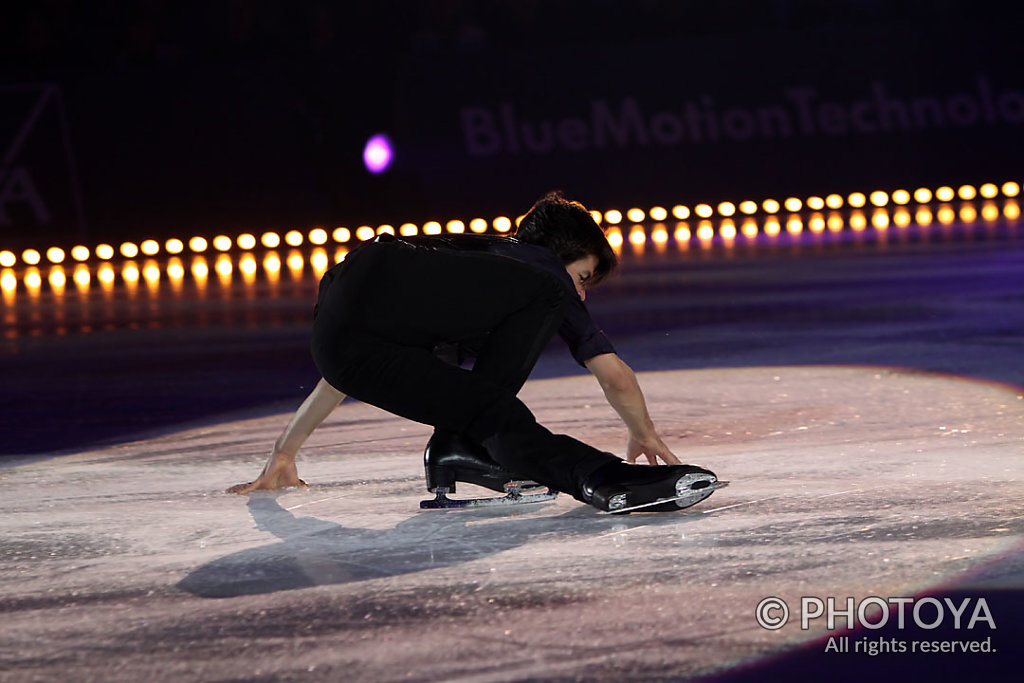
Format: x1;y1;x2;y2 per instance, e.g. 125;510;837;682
363;133;393;174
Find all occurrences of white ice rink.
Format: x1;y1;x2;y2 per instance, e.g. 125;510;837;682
3;366;1021;681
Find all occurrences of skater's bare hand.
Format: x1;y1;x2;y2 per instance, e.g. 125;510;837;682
625;432;681;466
226;454;307;494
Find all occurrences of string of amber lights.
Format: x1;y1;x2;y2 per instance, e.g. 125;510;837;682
0;182;1020;292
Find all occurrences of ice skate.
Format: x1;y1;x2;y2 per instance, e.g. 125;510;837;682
583;463;725;514
420;431;558;509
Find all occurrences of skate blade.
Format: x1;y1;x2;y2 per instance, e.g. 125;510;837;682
420;488;558;510
602;480;729;515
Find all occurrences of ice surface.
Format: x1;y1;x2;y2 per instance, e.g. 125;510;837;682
2;367;1022;681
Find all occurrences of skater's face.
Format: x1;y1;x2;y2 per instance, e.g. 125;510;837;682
565;254;599;301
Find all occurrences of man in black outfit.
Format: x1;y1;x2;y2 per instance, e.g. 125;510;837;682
229;192;720;513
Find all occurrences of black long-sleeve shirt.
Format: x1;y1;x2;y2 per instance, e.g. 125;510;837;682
388;233;615;366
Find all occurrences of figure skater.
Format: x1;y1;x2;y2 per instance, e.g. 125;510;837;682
228;191;722;513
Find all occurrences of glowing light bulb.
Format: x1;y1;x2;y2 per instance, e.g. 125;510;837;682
469;218;488;233
806;197;825;211
627;208;645;223
717;202;736;217
285;230;303;247
46;247;65;264
423;221;442;235
0;251;15;267
695;204;713;219
604;210;623;224
493;217;512;232
190;237;209;252
869;191;889;207
649;206;668;221
979;183;998;199
140;240;160;256
363;134;393;174
165;239;184;254
213;235;233;251
847;192;867;208
913;188;933;204
332;227;351;242
238;234;257;250
22;249;41;265
446;220;465;234
120;242;139;258
1001;181;1020;198
891;190;911;205
825;194;844;209
783;197;802;212
672;205;691;220
957;185;977;201
96;244;115;260
400;223;418;236
935;186;955;202
739;201;758;215
260;232;281;249
376;225;395;236
762;199;780;214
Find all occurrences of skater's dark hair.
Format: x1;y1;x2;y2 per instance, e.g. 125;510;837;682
515;191;618;286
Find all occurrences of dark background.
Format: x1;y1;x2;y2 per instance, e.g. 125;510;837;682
1;0;1021;249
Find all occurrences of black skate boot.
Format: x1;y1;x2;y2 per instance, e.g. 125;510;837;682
582;462;727;514
420;431;557;509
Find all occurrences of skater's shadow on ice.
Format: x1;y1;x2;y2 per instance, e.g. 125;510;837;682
178;494;683;598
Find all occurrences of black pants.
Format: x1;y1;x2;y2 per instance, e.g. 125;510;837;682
310;240;620;500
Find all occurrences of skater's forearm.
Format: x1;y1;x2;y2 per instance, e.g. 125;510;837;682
273;377;346;460
585;353;656;437
586;354;680;465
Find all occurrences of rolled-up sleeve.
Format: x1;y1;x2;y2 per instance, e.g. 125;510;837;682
559;298;616;366
486;239;616;366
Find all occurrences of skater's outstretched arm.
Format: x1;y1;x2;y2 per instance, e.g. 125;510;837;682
584;353;681;466
226;377;346;493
